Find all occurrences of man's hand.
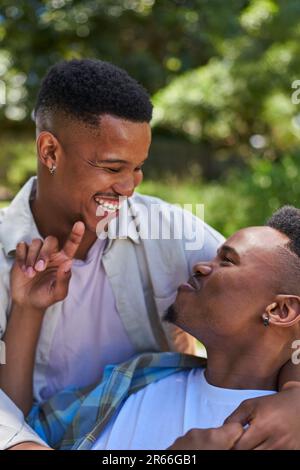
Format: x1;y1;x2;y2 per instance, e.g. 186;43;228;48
224;383;300;449
10;221;85;310
167;423;244;450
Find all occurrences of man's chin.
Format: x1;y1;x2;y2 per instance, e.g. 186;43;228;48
81;216;98;235
163;304;178;324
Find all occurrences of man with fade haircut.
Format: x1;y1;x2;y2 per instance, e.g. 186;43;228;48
0;59;222;418
4;206;300;450
1;59;300;450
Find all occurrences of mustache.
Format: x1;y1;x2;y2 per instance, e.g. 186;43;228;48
93;193;122;198
94;192;127;199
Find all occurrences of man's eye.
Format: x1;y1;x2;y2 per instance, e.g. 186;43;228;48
221;256;233;265
104;168;121;173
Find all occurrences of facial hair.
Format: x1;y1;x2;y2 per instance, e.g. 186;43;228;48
163;304;178;324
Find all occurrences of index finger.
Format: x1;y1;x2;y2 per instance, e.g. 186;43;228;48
61;221;85;259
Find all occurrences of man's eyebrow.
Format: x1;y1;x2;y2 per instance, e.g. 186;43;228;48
95;159;127;164
218;245;240;258
92;158;147;165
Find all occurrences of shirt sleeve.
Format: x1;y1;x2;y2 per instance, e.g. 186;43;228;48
0;249;10;341
0;390;49;450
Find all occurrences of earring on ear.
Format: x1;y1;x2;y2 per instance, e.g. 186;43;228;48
262;313;270;327
49;164;56;175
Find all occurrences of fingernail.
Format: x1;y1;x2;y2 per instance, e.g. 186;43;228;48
21;265;26;272
35;260;45;271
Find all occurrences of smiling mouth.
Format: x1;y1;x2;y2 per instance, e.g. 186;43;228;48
93;196;123;212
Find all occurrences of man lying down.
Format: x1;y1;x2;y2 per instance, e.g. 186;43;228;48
3;205;300;450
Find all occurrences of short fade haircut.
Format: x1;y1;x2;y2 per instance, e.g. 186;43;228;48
34;59;153;128
266;205;300;258
266;205;300;295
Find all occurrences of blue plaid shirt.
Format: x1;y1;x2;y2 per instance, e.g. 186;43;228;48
27;352;206;450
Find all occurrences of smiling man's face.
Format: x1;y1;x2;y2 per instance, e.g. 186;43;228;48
38;114;151;233
167;226;291;343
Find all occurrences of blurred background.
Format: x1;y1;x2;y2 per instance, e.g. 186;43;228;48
1;0;300;236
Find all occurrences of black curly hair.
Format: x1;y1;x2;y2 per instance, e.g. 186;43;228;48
266;205;300;259
266;205;300;295
34;59;153;128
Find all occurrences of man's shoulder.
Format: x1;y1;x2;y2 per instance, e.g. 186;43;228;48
0;205;9;223
158;366;205;384
0;207;10;263
131;192;175;209
131;192;224;247
132;192;200;217
0;206;11;262
130;366;206;399
132;191;217;224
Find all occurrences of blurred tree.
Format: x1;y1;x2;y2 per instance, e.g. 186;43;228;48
0;0;246;130
0;0;300;196
1;1;300;157
153;0;300;160
0;0;247;126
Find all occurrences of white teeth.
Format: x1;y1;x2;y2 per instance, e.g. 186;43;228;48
94;197;121;211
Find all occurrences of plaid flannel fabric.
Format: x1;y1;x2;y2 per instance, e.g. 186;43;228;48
27;352;206;450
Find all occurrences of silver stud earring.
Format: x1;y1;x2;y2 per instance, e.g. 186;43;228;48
262;313;270;327
49;164;56;175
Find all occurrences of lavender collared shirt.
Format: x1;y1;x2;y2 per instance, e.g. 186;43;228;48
41;237;136;400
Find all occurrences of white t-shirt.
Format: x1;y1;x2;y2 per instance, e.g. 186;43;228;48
92;368;275;450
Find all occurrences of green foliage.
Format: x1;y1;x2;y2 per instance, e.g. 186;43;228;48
140;152;300;237
1;1;300;169
1;0;300;235
153;0;300;159
0;137;36;191
0;0;246;129
236;153;300;225
1;134;300;238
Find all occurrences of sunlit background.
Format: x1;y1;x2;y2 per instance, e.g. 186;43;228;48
1;0;300;236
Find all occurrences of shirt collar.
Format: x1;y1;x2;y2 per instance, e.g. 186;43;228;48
0;177;140;257
0;177;41;257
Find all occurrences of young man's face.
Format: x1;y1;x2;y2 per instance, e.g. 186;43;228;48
42;114;151;233
168;226;290;344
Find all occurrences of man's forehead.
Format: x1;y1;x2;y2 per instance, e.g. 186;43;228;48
225;226;290;257
57;114;151;148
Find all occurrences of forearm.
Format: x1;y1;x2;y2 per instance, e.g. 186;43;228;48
0;302;44;415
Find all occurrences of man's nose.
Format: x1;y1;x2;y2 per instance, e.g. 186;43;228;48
112;174;136;197
192;263;213;276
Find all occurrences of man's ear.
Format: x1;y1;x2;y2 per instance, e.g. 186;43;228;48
265;295;300;327
36;131;61;171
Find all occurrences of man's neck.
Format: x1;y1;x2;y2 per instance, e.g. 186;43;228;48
30;180;97;261
204;340;288;391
